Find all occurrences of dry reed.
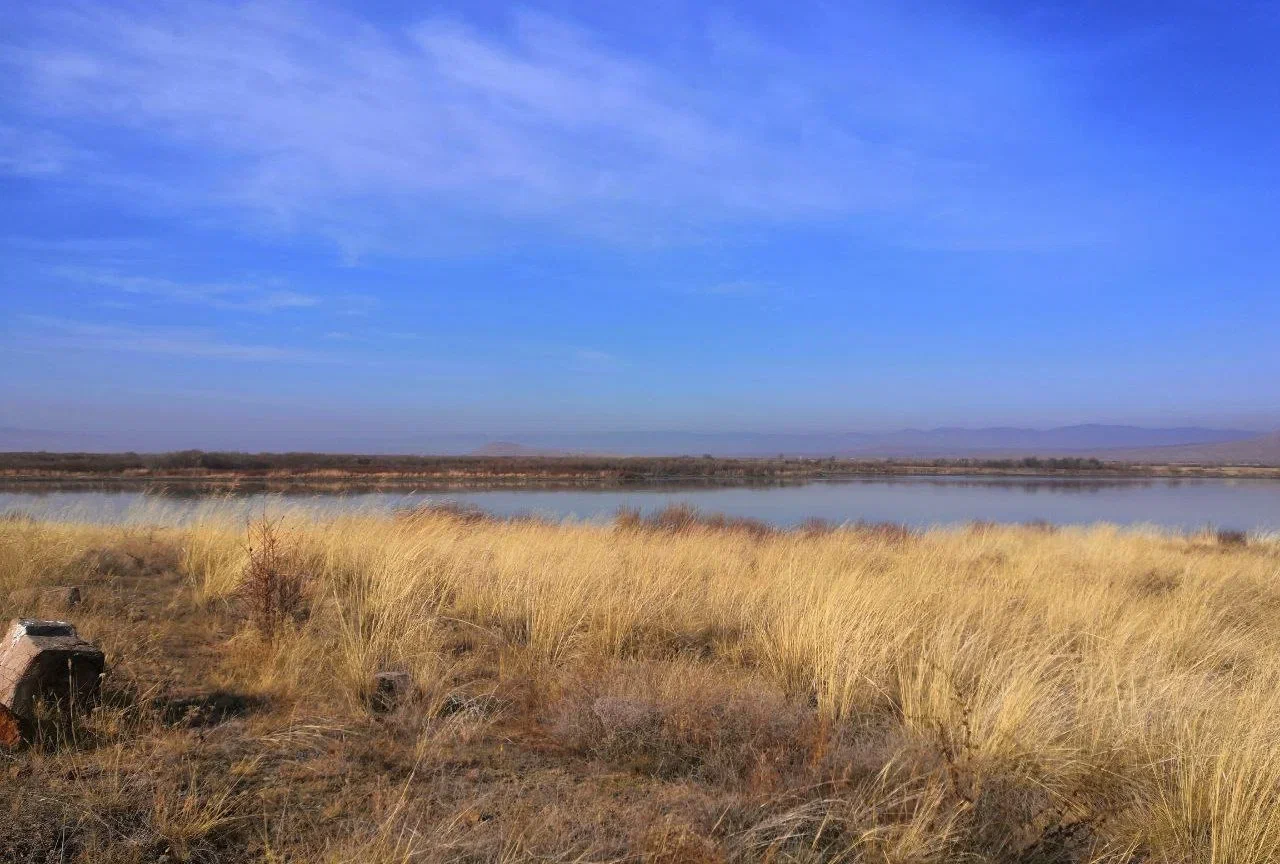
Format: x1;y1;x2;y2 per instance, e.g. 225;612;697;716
3;508;1279;862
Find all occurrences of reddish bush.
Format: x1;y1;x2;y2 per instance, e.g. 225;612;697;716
239;518;309;636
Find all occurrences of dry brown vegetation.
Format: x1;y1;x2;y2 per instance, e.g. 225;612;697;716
4;450;1278;486
2;505;1280;862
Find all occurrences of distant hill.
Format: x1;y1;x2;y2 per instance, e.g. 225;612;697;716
1095;431;1280;465
826;424;1257;457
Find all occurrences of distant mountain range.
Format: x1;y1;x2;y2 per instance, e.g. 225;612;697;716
1089;431;1280;465
2;424;1277;463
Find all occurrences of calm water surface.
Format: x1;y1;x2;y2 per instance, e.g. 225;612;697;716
3;476;1280;531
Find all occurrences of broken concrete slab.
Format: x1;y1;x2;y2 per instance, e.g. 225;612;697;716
0;619;105;720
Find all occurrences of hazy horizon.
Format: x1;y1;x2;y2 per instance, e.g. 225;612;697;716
3;1;1278;432
2;422;1271;458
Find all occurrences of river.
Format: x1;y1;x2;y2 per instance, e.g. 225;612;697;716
3;475;1279;531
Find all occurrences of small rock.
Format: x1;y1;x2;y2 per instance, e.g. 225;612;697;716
38;586;82;610
370;671;413;713
0;619;105;721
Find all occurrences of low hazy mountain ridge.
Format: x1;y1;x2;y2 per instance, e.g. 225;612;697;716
1088;432;1280;465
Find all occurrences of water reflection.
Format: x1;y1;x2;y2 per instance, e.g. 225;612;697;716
0;475;1167;496
2;475;1278;531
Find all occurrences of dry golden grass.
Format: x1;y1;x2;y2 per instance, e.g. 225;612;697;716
2;506;1279;862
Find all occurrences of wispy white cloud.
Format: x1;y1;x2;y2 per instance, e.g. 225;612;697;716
571;347;616;366
530;344;622;371
1;2;1125;252
55;267;323;313
17;315;330;362
0;123;85;176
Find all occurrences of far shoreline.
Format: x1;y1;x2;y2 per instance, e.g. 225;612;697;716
2;451;1279;486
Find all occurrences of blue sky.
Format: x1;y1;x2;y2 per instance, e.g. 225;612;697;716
2;0;1278;436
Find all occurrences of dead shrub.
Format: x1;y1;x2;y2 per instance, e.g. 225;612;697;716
1022;519;1059;534
852;520;915;546
239;518;309;637
613;506;645;532
796;517;836;536
649;503;704;534
614;504;776;540
918;699;1115;863
959;774;1110;864
1216;528;1248;548
699;512;775;540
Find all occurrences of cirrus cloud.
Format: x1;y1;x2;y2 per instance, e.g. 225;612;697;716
1;1;1129;254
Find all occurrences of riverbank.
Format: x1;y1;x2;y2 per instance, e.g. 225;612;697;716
3;510;1279;861
3;451;1279;487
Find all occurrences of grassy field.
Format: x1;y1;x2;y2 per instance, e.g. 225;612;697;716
2;506;1279;862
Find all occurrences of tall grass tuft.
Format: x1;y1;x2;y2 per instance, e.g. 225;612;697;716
7;510;1280;860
